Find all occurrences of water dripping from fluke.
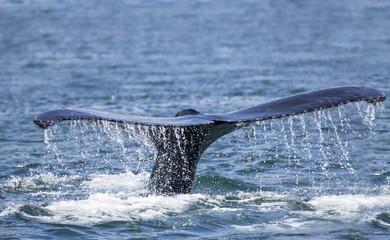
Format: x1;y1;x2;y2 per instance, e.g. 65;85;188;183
33;85;386;194
243;104;380;197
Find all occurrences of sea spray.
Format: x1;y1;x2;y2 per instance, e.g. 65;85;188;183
38;102;381;198
1;102;386;233
43;120;156;176
232;102;380;197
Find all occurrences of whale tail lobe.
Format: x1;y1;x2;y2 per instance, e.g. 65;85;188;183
33;85;386;194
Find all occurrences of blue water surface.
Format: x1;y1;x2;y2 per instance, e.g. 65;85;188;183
1;0;390;239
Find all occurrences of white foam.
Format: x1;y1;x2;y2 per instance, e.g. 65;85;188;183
31;172;205;225
85;171;150;194
39;192;204;225
230;193;390;235
0;171;205;225
307;194;390;221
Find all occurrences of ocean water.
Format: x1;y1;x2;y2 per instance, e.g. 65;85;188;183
1;0;390;239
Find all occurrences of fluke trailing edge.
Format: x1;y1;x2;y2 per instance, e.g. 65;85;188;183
34;85;386;194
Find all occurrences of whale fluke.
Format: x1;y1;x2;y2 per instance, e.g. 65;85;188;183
33;85;386;194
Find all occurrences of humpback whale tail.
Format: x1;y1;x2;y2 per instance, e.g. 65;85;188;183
33;85;386;194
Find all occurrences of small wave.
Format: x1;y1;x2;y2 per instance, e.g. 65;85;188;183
18;204;53;217
372;212;390;229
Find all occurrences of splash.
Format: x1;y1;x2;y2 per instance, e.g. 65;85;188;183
40;102;380;195
233;102;380;196
1;101;383;227
35;173;204;225
229;192;390;236
42;120;156;175
0;171;205;225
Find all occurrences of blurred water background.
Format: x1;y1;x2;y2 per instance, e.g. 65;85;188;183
1;0;390;239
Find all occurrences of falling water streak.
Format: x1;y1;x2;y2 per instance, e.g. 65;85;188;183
85;121;101;162
107;122;155;172
288;117;299;160
377;101;385;115
364;104;376;129
280;119;292;168
124;124;156;170
326;111;354;175
313;111;330;184
256;121;268;184
261;121;272;159
95;120;112;168
279;119;293;176
280;119;288;150
262;121;268;144
38;102;381;199
356;102;364;122
99;121;126;172
114;123;127;162
79;121;89;161
252;129;264;186
234;122;246;156
91;121;104;161
337;105;354;135
250;123;258;153
288;117;295;147
269;119;281;184
269;120;280;162
298;115;312;160
249;120;272;186
242;123;255;166
287;116;300;185
297;114;317;190
355;102;377;142
125;125;141;169
46;120;156;175
44;126;62;165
